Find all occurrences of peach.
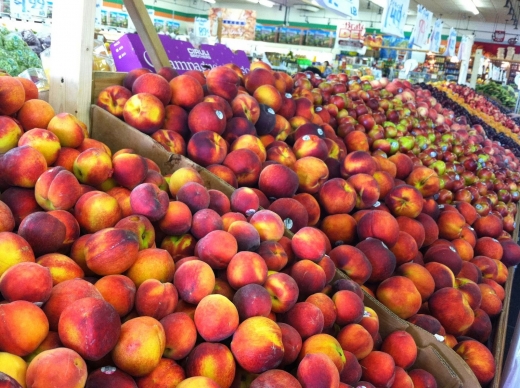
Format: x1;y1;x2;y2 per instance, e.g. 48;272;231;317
222;117;256;145
396;263;435;302
17;100;55;135
168;168;204;198
190;208;223;239
185;342;235;388
36;253;84;285
306;293;336;330
452;238;474;262
478;283;502;317
1;145;47;188
106;187;132;217
122;93;165;134
408;369;438;388
163;105;189;138
291;226;326;262
337;323;374;360
453;340;495;385
130;183;169;222
293;156;329;194
161;312;197;360
231;316;284;373
176;181;210;214
94;275;136;317
0;262;51;304
271;114;293;141
206;164;238;188
86;367;138;388
25;348;87;388
222;148;262;187
231;93;261;124
173;259;215;304
187;130;227;167
385;184;424;218
465;308;492;343
318;178;356;215
340;151;377;178
115;214;156;250
376;276;422;319
339;350;362;385
424;261;456;291
227;251;268;289
197;230;237;270
0;352;27;388
158;66;179;81
264;272;299;314
359;306;379;340
110;153;148;190
206;66;240;101
18;211;66;256
253;84;282;113
424;245;463;275
58;297;120;361
229;187;260;216
266;141;296;168
258;163;299;199
474;236;503;261
356;238;396;283
47;113;86;148
390;367;414;388
321;214;357;247
282;302;324;340
500;239;520;267
251;369;302;388
18;128;61;166
429;287;475;336
177;377;220;388
96;85;132;118
455;277;482;310
406;166;440;197
227;221;261;252
72;147;113;187
347;173;381;210
188;101;227;135
458;261;482;283
268;198;309;233
0;76;25;115
135;279;178;320
435;210;465;241
333;290;364;326
112;316;166;377
473;214;503;238
0;300;48;357
255;241;287;271
0;116;23;154
471;255;498;280
157;201;192;236
298;333;346;374
360;351;396;388
381;330;417;370
132;73;171;105
169;75;204;110
356;210;400;248
292;193;320;226
15;76;38;100
329;246;370;285
388;230;418;266
297;352;340;388
276;322;302;367
233;283;272;321
290;259;327;297
0;232;35;277
33;166;81;212
123;68;153;90
125;248;175;287
249;209;285;242
416;213;439;246
245;68;276;94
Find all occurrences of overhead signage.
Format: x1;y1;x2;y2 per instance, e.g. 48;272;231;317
315;0;360;18
429;19;443;53
380;0;410;38
409;4;433;47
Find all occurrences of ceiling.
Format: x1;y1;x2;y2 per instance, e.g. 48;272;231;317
222;0;514;24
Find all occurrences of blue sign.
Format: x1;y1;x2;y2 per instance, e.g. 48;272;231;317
380;0;410;38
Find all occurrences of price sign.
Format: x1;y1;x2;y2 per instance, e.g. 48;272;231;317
10;0;47;19
315;0;359;18
409;5;432;47
429;19;443;53
445;27;457;57
195;17;210;38
380;0;410;38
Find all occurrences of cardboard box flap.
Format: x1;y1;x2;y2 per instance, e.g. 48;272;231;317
415;346;462;388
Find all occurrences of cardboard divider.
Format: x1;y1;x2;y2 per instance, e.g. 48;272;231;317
333;269;473;388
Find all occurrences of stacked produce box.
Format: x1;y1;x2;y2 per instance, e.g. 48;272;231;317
1;58;520;387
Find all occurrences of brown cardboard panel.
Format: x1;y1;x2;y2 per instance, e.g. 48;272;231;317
91;71;126;104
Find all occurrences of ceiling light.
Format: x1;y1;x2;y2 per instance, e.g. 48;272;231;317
202;0;215;3
467;1;479;15
370;0;386;8
259;0;275;7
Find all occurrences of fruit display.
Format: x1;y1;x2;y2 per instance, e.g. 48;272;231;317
476;82;517;110
0;27;43;76
3;56;520;387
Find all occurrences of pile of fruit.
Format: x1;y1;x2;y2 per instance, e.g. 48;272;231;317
0;27;43;76
1;59;520;387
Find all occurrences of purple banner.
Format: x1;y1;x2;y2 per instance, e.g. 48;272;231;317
110;34;250;75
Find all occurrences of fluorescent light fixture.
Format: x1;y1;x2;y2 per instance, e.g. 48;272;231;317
202;0;215;3
370;0;387;8
467;1;479;15
246;0;275;6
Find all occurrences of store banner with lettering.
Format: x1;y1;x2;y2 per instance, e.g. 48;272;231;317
409;5;432;47
335;21;365;53
208;8;256;41
315;0;359;18
380;0;410;38
429;19;443;53
457;34;473;61
445;27;457;57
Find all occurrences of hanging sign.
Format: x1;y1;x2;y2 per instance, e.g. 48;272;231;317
208;8;257;41
315;0;359;18
409;5;432;47
380;0;410;38
445;27;457;57
335;21;366;52
194;17;211;38
429;19;443;53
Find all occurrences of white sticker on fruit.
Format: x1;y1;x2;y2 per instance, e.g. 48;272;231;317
434;334;445;342
317;128;324;135
284;218;294;229
450;246;456;252
373;201;381;207
439;205;444;209
216;110;224;119
101;366;117;374
302;135;311;141
430;151;437;158
245;209;256;217
469;226;474;231
306;74;311;78
316;106;322;112
363;311;371;317
285;93;292;98
493;239;498;242
268;107;275;115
